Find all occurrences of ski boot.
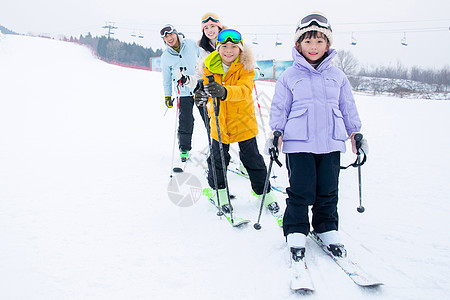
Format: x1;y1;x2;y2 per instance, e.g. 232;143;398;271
327;244;347;258
287;233;307;267
180;150;189;162
290;247;306;263
204;188;232;214
257;190;280;214
314;230;347;258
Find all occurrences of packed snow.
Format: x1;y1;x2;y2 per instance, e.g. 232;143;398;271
1;35;449;299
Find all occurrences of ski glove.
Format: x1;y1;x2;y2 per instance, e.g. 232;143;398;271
165;96;174;108
205;82;227;100
194;89;208;107
175;68;190;86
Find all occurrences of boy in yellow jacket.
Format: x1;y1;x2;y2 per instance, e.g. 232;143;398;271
195;29;279;214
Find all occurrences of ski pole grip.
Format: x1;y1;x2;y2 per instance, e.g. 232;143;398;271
354;133;363;150
206;74;215;84
273;131;281;148
272;131;283;167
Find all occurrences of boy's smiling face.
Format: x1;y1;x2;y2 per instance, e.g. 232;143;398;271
296;33;330;64
218;42;241;66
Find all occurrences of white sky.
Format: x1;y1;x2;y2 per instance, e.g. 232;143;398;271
1;0;449;68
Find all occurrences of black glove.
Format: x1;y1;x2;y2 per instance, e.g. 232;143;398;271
194;89;208;107
175;68;189;86
205;81;227;100
180;75;188;85
165;96;174;108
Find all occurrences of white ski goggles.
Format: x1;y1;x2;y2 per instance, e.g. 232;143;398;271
160;25;176;38
297;13;332;31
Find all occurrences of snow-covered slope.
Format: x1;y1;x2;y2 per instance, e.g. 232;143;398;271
1;34;449;299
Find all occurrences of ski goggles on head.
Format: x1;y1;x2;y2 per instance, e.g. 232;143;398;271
297;13;332;31
201;13;220;23
160;25;176;38
217;29;243;44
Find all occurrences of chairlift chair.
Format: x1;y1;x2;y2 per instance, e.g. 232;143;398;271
351;32;357;45
252;35;259;45
275;34;282;46
401;32;408;46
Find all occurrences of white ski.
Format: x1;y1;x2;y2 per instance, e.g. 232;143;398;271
290;258;315;292
309;231;383;287
172;156;190;173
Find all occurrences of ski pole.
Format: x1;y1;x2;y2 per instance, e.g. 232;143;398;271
198;79;223;216
254;131;282;230
354;133;365;213
169;80;181;177
206;74;234;223
253;84;267;138
254;83;278;182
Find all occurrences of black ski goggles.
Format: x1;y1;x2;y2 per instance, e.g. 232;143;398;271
160;25;176;38
297;13;332;31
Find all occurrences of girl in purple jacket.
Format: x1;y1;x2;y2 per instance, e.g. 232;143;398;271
269;13;363;263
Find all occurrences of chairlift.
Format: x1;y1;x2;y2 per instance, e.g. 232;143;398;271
350;32;357;46
131;30;137;37
252;35;259;45
138;33;144;38
275;34;282;46
401;32;408;46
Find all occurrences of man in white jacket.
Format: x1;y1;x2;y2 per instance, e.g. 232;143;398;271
160;24;207;162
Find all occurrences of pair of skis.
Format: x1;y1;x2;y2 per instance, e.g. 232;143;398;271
215;206;282;228
290;232;383;292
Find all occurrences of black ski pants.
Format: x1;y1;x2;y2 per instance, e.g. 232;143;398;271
207;137;270;195
178;96;209;152
283;151;341;237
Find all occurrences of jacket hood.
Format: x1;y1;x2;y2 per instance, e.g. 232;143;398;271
239;44;256;71
203;44;255;73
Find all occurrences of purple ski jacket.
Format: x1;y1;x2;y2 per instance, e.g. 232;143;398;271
269;47;361;154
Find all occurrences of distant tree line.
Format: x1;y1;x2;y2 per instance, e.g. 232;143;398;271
0;25;17;35
71;33;163;67
359;63;450;87
334;50;449;87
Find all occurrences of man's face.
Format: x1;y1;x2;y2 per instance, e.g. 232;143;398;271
163;32;179;48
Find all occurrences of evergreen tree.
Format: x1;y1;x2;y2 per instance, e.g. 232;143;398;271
0;25;17;35
72;34;163;67
97;36;108;58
